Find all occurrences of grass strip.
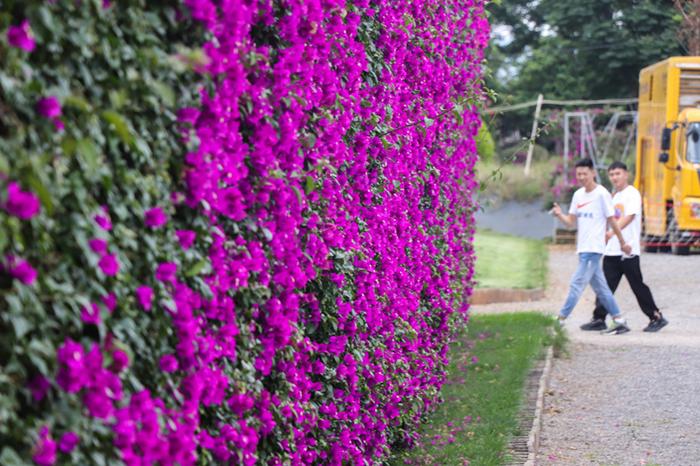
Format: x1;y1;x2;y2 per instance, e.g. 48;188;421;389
474;229;548;289
392;312;560;466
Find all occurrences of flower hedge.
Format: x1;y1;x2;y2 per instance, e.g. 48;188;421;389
0;0;488;464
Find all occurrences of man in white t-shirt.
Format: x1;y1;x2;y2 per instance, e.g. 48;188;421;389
580;161;667;332
551;158;632;334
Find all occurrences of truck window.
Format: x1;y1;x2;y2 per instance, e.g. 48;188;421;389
687;123;700;163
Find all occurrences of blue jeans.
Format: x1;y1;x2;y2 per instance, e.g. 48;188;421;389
559;253;622;319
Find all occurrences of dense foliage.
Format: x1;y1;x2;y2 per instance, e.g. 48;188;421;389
0;0;487;464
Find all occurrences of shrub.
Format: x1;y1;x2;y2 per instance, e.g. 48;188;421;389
476;120;496;162
0;1;488;464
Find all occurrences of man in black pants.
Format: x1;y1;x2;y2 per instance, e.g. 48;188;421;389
580;161;668;332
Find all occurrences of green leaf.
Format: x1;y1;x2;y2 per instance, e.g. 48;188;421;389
25;174;53;216
64;95;92;112
76;138;101;177
11;315;31;339
101;110;134;146
0;447;23;466
304;176;315;194
150;80;175;107
186;259;209;277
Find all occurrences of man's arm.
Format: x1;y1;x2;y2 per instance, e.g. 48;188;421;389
552;202;576;228
608;216;632;254
605;213;635;241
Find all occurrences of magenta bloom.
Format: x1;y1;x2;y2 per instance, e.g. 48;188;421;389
56;339;88;393
5;255;37;285
7;20;36;52
177;107;200;125
111;349;129;372
144;207;167;228
27;375;51;402
32;426;56;466
159;354;179;373
81;303;101;325
155;262;177;283
175;230;196;249
135;285;153;311
98;254;120;276
88;238;108;254
94;207;112;231
36;97;62;119
4;182;40;219
102;292;117;312
58;432;79;453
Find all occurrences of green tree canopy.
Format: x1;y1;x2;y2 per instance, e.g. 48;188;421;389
489;0;684;102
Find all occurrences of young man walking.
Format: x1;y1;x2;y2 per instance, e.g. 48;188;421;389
552;158;632;334
579;161;668;332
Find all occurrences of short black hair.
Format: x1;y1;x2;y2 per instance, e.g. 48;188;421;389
575;158;594;169
607;161;628;171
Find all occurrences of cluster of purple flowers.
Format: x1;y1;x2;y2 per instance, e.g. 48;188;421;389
6;0;487;464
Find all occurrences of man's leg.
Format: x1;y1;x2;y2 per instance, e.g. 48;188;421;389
621;256;659;320
589;256;624;318
559;254;598;320
591;256;624;321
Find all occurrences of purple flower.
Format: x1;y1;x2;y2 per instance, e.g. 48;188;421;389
7;20;36;52
58;432;79;453
177;107;200;125
88;238;108;254
98;254;120;276
175;230;196;249
83;388;114;419
5;255;37;285
81;303;101;325
36;97;62;119
32;426;56;466
4;182;40;219
155;262;177;283
135;285;153;311
94;207;112;231
102;293;117;312
159;354;179;373
111;349;129;372
56;339;87;393
27;375;51;402
144;207;167;228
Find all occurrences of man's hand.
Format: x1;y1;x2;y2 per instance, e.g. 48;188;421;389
552;202;563;217
605;230;614;243
621;243;632;255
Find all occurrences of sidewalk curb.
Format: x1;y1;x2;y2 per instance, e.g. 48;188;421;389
524;346;554;466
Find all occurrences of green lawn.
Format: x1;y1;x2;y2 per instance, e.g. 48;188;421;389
474;230;547;289
392;313;559;466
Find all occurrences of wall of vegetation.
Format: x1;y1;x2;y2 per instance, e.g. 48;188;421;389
0;0;488;464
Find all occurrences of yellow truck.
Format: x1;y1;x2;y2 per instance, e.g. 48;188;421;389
634;56;700;255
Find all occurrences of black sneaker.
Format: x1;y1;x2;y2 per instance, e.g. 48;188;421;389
580;318;607;331
643;317;669;333
602;322;630;335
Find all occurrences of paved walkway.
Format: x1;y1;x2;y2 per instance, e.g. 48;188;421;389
472;245;700;466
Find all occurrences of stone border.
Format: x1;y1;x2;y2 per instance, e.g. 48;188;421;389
525;346;554;466
470;287;545;305
504;345;554;466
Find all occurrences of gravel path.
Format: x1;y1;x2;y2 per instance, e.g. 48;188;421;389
472;245;700;466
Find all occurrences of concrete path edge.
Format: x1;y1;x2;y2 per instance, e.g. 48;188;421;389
524;346;554;466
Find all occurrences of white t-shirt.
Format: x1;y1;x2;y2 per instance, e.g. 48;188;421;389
604;185;642;256
569;185;615;254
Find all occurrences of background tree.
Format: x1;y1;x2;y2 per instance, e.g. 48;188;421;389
674;0;700;54
487;0;683;138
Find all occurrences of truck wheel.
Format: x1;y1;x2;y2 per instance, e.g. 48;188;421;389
668;210;691;255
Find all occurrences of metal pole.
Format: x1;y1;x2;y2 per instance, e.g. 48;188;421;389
525;93;544;176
